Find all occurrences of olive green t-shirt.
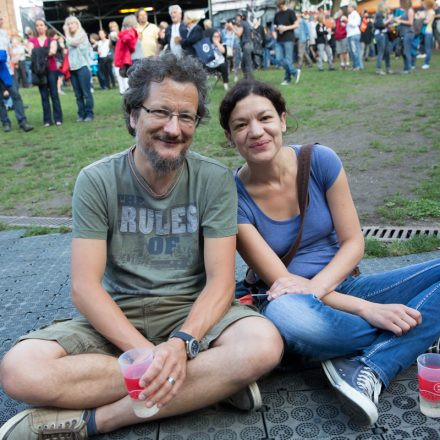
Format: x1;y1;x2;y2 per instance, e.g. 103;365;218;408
72;147;237;300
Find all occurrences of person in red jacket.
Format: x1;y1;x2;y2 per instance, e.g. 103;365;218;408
334;8;349;69
114;14;138;93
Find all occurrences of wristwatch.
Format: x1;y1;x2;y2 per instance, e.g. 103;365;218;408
170;331;200;359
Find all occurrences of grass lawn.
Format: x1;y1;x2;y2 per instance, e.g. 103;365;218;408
1;53;439;222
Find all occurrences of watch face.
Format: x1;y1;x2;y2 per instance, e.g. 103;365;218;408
188;339;200;358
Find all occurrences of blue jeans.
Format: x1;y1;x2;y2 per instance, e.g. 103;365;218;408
375;32;390;70
263;41;276;69
0;77;27;126
348;34;363;69
402;32;414;72
39;70;63;124
424;33;433;65
262;259;440;387
276;40;297;82
70;66;94;119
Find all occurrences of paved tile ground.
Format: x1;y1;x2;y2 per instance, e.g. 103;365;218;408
0;230;439;439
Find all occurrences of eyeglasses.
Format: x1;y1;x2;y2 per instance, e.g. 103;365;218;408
140;105;200;127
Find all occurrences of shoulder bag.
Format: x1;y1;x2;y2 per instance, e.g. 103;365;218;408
192;37;216;65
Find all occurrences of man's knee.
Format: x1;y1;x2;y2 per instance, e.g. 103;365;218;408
0;339;65;399
248;319;284;372
217;317;283;381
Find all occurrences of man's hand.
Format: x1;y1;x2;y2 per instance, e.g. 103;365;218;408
267;274;318;300
138;338;187;408
277;25;286;33
174;36;182;44
359;303;422;335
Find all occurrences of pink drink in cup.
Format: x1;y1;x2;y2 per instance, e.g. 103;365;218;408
417;353;440;418
118;348;159;418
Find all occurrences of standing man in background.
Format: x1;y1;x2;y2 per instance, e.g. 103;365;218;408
136;8;159;58
233;14;254;80
346;2;364;70
164;5;187;57
273;0;301;85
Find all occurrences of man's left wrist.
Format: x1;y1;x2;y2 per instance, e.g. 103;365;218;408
169;331;200;359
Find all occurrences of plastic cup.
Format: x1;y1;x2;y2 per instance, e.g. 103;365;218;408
118;347;159;418
417;353;440;418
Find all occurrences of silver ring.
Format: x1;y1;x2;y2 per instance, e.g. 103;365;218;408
167;376;176;386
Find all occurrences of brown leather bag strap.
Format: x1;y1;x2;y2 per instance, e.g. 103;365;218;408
280;144;313;266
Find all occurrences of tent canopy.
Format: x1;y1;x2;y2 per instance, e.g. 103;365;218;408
43;0;209;32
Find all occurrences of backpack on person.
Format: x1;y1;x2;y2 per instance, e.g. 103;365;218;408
413;14;425;35
31;46;49;85
374;13;386;30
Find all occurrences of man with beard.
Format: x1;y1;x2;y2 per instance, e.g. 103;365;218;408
0;53;283;440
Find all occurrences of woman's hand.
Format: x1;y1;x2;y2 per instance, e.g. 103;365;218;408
267;275;326;300
359;302;422;335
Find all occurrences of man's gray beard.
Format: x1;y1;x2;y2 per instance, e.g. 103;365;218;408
138;143;186;175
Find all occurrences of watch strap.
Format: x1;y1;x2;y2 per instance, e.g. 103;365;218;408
171;331;195;342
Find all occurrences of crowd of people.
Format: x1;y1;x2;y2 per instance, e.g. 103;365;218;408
0;0;439;133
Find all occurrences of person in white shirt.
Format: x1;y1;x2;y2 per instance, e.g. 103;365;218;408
164;4;187;57
308;15;318;61
108;21;125;94
346;2;364;70
97;30;115;89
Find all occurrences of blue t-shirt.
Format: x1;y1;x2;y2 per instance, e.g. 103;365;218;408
236;144;342;279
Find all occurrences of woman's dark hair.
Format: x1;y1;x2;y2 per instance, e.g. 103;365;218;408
123;52;209;136
219;80;287;132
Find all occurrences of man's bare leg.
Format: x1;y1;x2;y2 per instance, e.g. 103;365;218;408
0;317;283;434
0;340;126;408
97;317;283;432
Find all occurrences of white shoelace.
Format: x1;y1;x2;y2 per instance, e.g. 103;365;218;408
356;367;382;405
428;338;440;353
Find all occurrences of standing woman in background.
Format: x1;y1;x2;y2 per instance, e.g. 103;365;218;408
395;0;414;73
29;19;63;126
64;16;94;122
316;13;334;71
108;21;124;94
180;10;204;57
10;37;27;88
97;29;115;89
374;1;393;74
113;14;139;94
